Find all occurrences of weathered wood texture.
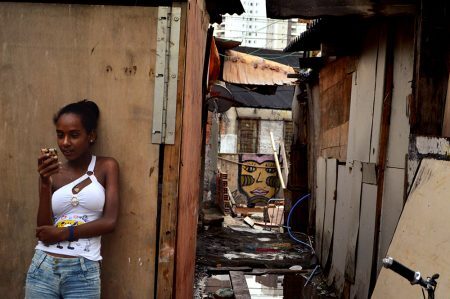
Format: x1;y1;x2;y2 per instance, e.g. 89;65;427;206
411;1;450;136
373;159;450;298
307;84;320;233
318;57;353;161
0;3;160;298
321;158;337;268
376;19;413;276
229;271;251;299
350;183;377;298
175;0;209;298
385;19;413;169
327;165;351;293
407;135;450;193
346;24;386;165
156;4;187;299
344;161;362;283
315;157;327;261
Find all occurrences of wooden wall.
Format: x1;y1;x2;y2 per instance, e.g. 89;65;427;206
175;0;209;298
0;4;160;298
318;57;353;161
312;18;414;298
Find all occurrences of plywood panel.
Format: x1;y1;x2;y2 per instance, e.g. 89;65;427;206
350;183;377;299
0;3;159;298
328;165;352;292
377;167;405;272
346;29;379;165
373;159;450;298
344;161;362;282
315;157;327;261
175;0;209;297
321;158;337;268
385;21;413;169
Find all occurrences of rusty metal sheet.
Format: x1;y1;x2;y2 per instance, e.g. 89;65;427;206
223;50;297;86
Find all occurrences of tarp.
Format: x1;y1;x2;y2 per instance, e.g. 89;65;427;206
226;83;294;110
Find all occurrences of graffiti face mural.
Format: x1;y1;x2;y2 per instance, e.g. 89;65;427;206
238;154;280;205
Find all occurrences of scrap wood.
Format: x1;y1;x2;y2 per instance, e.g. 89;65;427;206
207;266;253;274
229;271;251;299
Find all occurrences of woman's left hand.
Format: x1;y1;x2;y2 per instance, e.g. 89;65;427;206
36;225;67;244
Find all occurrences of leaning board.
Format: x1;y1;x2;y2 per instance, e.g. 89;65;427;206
373;159;450;298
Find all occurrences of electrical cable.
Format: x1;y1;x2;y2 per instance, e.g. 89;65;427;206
286;193;313;250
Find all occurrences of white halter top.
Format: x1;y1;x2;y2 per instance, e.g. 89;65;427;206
35;155;105;261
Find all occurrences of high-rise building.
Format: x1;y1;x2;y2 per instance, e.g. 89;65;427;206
213;0;306;50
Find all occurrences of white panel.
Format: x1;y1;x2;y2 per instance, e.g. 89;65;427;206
328;165;352;291
377;167;405;272
346;35;378;165
258;120;283;154
321;158;337;268
386;22;413;168
344;160;363;282
315;157;327;261
369;24;387;163
350;183;377;299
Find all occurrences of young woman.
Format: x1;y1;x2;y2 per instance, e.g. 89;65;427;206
25;100;119;299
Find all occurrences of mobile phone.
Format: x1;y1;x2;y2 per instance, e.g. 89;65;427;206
41;148;58;159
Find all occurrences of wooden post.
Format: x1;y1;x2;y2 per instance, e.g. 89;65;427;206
270;131;286;189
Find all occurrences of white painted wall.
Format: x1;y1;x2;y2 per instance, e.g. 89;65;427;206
258;120;283;154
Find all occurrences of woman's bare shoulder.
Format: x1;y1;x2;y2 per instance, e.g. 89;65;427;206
95;156;119;173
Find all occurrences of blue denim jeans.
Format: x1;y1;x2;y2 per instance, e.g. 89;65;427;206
25;250;100;299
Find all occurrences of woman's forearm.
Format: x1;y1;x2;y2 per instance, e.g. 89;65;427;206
37;178;53;226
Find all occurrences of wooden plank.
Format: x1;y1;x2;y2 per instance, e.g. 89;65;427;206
346;27;379;165
0;4;160;298
229;271;251;299
174;0;209;297
327;165;352;293
385;20;413;169
369;23;387;164
156;4;187;299
377;167;405;272
370;21;396;293
373;159;450;298
344;160;362;283
315;157;327;261
350;183;377;299
411;1;449;136
441;74;450;136
321;158;337;268
280;141;289;186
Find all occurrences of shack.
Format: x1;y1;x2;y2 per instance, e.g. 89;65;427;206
0;1;243;298
267;0;450;297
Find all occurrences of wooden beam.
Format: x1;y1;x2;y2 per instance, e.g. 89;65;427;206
174;0;209;298
155;5;187;298
370;21;395;294
229;271;251;299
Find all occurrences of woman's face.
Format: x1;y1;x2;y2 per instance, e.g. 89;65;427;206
55;113;92;161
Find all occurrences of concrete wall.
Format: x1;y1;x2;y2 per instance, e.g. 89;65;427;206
219;107;292;154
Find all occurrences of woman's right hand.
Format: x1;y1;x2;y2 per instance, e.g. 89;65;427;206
38;153;60;183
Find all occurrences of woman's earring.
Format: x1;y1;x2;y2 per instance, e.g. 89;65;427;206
90;139;94;143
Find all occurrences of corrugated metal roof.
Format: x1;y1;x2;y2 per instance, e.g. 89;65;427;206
223;50;297;86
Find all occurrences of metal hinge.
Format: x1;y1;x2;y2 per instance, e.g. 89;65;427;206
152;6;181;144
